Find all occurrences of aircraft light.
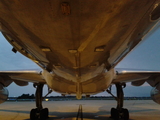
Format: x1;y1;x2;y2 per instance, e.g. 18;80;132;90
61;2;70;15
68;49;78;53
95;45;105;52
41;47;51;52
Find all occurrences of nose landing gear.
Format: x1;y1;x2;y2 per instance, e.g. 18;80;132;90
107;83;129;120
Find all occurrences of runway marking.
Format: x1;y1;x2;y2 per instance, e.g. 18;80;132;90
76;104;83;120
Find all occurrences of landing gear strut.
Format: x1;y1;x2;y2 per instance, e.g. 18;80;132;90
30;83;50;120
107;83;129;120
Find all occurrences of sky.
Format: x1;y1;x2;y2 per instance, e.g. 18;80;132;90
0;22;160;97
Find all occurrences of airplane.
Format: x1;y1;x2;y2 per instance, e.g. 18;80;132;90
0;1;160;120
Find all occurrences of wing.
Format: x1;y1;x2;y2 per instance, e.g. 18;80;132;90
113;68;160;87
0;69;45;87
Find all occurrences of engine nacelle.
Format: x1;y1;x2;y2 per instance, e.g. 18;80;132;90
0;83;9;104
151;83;160;104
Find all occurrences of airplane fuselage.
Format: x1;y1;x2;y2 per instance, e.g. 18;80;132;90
0;0;160;98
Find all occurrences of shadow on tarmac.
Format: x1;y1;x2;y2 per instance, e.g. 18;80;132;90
0;109;139;120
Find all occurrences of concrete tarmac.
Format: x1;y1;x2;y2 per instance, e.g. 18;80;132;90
0;100;160;120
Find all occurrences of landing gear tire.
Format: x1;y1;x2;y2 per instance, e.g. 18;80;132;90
30;108;38;120
122;108;129;120
40;108;49;120
30;108;49;120
111;108;119;120
111;108;115;118
44;108;49;119
110;107;129;120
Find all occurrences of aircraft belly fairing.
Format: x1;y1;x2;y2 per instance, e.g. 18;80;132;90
42;68;115;98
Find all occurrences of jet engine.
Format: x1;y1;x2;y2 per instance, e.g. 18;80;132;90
0;83;9;104
151;83;160;104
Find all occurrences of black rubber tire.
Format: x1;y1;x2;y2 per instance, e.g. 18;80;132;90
111;108;116;118
30;108;38;120
40;109;46;120
40;108;49;120
110;108;119;120
122;108;129;120
44;108;49;118
114;108;119;120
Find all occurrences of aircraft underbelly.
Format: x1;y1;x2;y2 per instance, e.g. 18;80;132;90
42;69;115;95
0;0;160;83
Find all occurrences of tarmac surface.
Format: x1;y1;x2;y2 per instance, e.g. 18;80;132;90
0;100;160;120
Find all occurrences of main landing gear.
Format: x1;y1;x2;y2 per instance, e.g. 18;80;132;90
107;83;129;120
30;83;52;120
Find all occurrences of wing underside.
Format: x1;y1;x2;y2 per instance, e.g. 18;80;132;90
0;70;45;87
1;68;160;95
114;68;160;87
